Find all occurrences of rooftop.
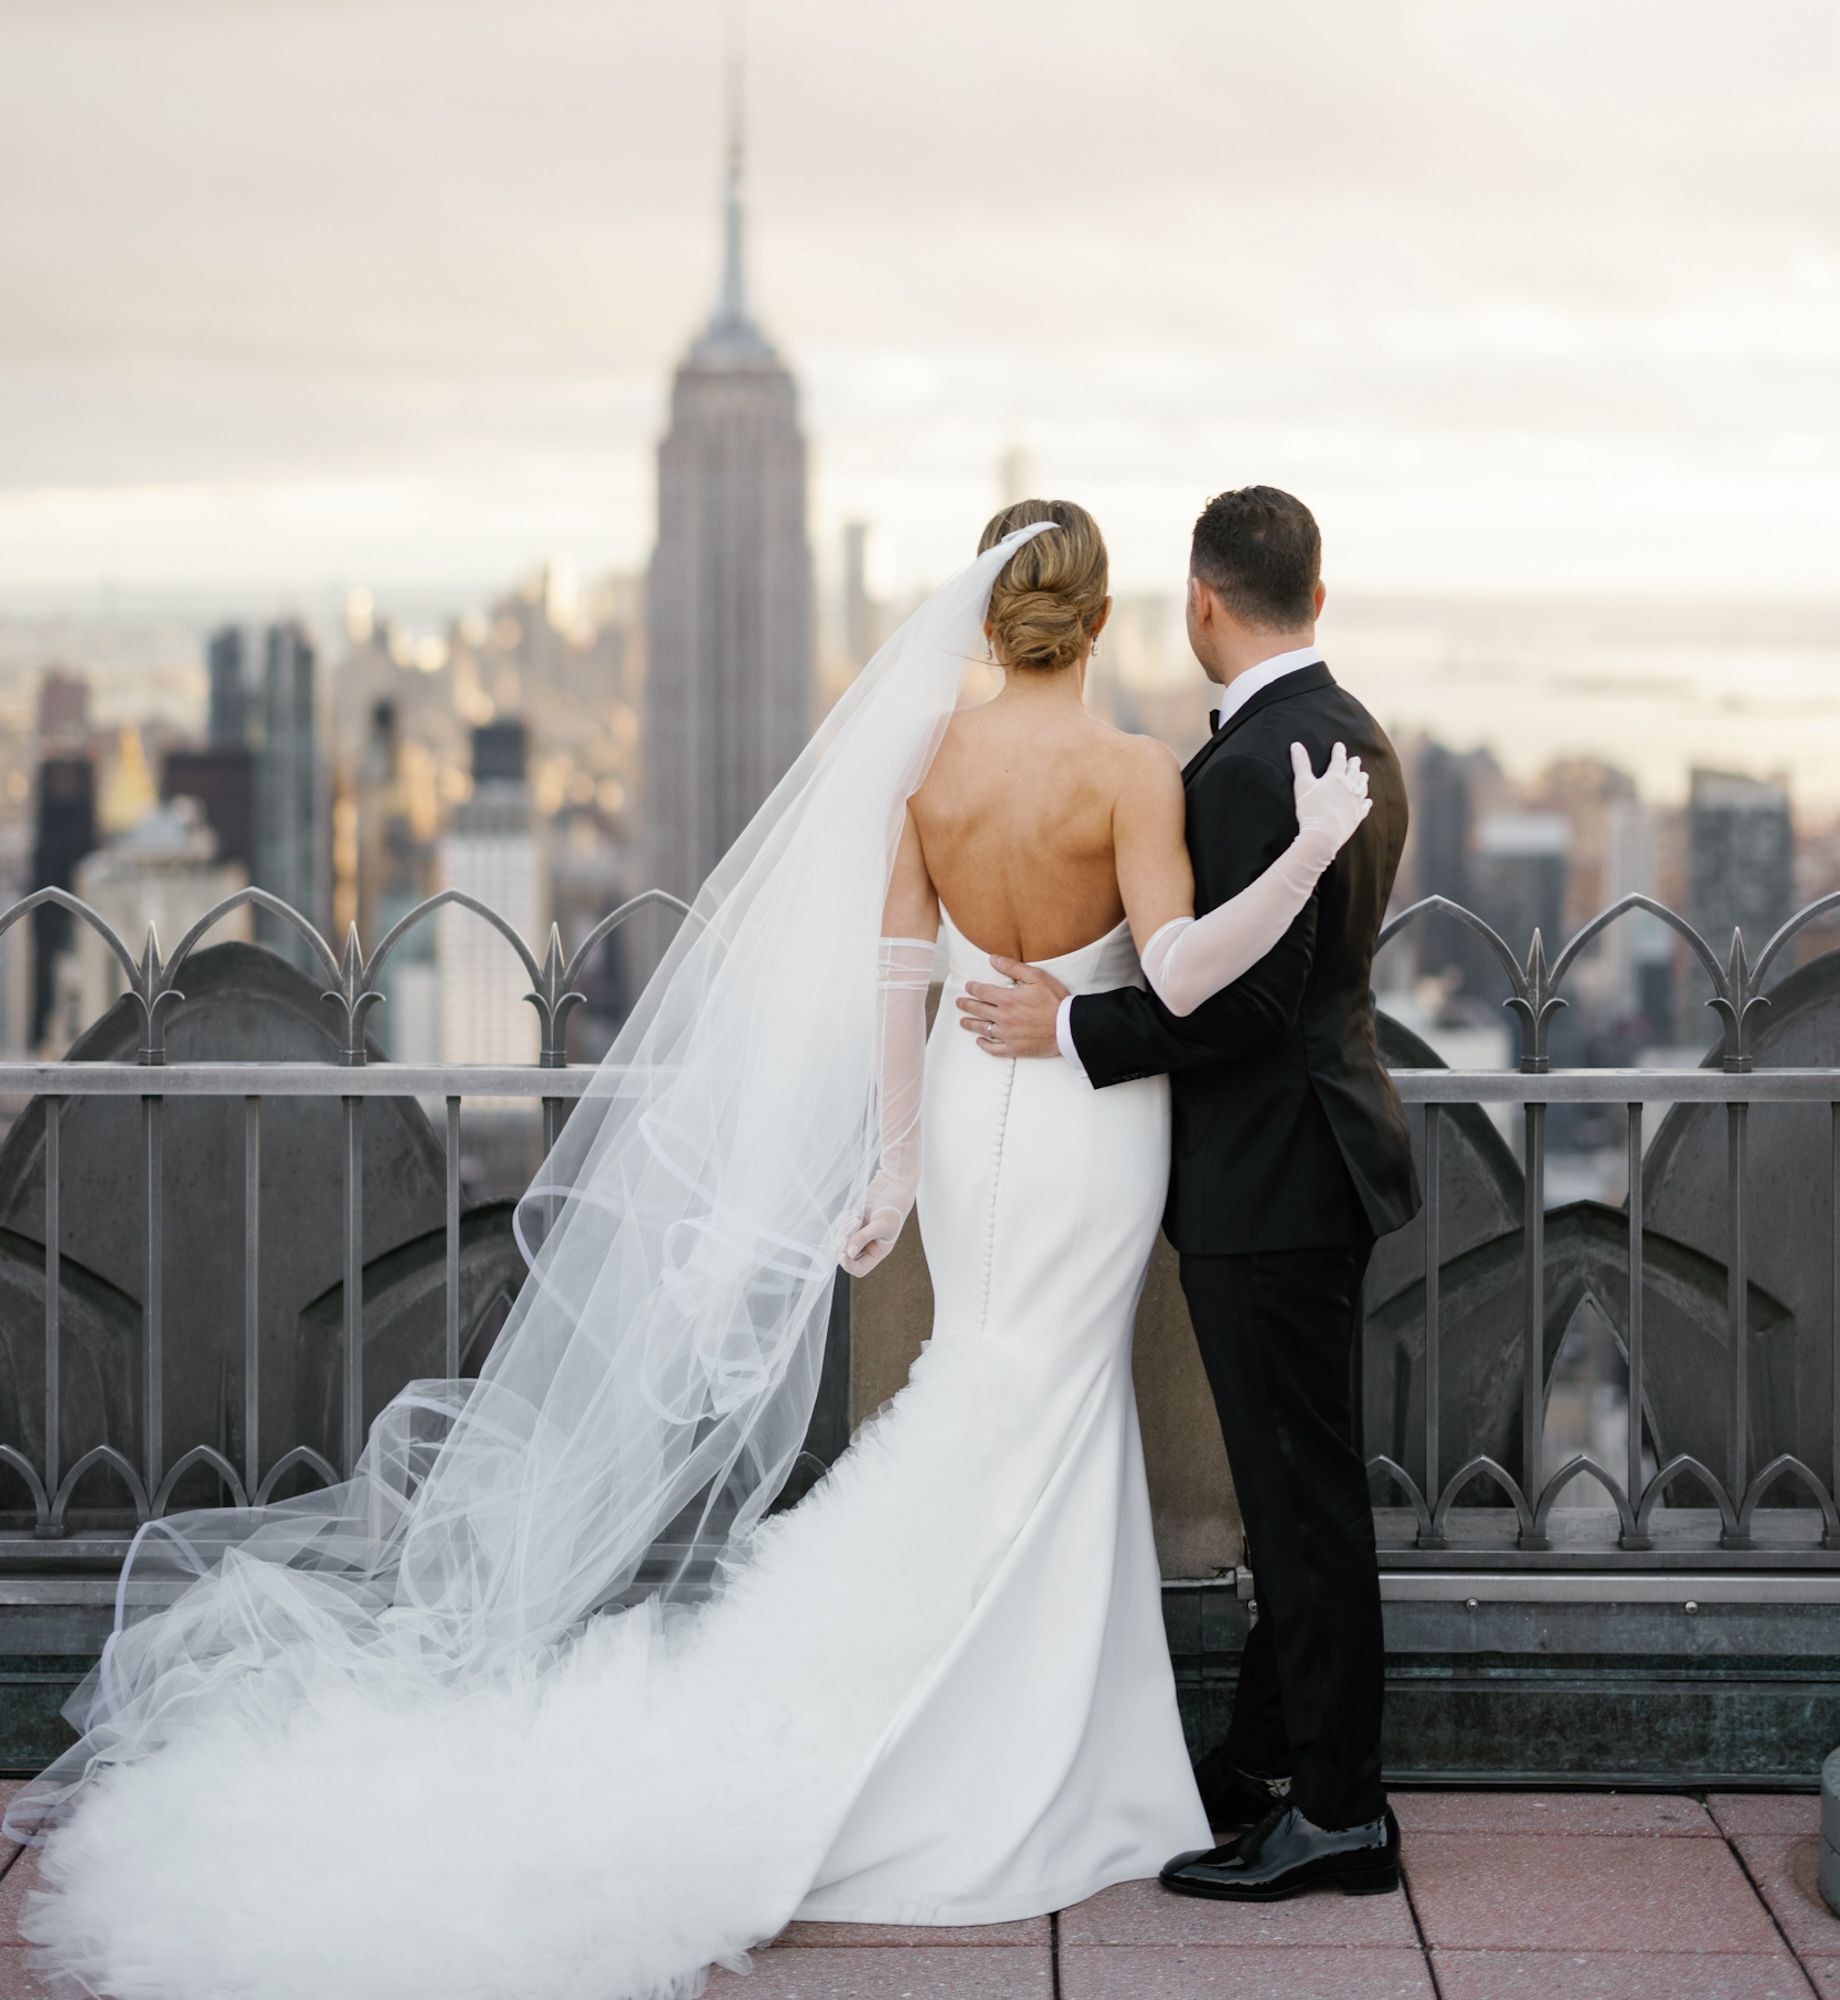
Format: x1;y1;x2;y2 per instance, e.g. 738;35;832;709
2;1785;1835;1998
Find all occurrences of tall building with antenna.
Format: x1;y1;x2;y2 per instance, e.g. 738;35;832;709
643;51;814;905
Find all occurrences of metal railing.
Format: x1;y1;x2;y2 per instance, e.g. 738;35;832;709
0;883;689;1548
1379;1069;1840;1566
0;881;1837;1578
1371;890;1840;1570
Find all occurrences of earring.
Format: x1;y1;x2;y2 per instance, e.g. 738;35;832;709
985;640;994;662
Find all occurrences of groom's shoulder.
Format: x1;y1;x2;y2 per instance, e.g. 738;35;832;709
1208;679;1397;787
1215;695;1333;772
1290;675;1397;765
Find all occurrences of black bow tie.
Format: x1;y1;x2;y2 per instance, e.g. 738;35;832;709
1210;708;1226;735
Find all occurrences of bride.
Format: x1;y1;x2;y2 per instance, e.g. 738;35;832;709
4;500;1369;2000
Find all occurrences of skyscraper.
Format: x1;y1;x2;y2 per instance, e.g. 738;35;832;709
1599;798;1673;1033
1687;768;1795;973
162;746;256;879
0;822;32;1059
65;800;250;1036
996;444;1037;511
643;59;814;905
438;720;546;1068
207;625;252;750
164;608;256;888
254;620;327;971
1470;813;1570;972
1408;737;1505;997
29;755;96;1051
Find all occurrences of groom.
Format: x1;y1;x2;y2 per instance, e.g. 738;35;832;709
958;486;1421;1898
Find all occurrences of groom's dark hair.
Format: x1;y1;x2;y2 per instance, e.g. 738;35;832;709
1191;486;1321;630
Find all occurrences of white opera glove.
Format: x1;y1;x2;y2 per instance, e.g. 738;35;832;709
1140;741;1372;1018
1291;738;1373;863
841;936;934;1278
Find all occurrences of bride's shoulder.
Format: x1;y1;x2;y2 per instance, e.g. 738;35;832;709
1104;725;1182;786
1095;727;1183;827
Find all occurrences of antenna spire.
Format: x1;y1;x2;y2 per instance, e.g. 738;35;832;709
714;10;748;330
695;4;768;356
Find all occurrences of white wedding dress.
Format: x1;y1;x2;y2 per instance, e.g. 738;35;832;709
802;906;1207;1921
18;906;1206;1999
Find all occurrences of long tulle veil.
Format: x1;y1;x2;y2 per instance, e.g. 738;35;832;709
1;521;1055;1845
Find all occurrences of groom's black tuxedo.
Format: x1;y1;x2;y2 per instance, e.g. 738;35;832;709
1067;659;1419;1253
1068;659;1421;1834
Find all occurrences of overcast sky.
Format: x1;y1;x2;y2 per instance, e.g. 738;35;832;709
2;0;1836;604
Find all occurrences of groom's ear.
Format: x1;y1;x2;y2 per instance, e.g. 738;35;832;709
1313;579;1327;620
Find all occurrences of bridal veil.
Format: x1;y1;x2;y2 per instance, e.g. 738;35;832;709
1;522;1055;1845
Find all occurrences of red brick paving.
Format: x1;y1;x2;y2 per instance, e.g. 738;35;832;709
0;1852;42;1953
0;1952;55;2000
1393;1789;1717;1837
1710;1793;1826;1837
1404;1827;1783;1954
704;1945;1052;1995
1734;1834;1840;1957
1431;1948;1812;1999
778;1917;1048;1948
1059;1944;1436;1998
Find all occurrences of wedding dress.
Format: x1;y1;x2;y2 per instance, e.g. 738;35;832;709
6;526;1363;2000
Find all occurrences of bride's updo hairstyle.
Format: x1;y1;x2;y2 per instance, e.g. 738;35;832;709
977;498;1108;673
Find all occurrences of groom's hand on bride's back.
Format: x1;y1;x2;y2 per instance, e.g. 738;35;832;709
957;959;1070;1060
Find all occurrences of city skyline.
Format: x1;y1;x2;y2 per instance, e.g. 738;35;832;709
2;1;1837;608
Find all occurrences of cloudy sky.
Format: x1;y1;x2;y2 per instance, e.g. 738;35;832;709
2;0;1837;605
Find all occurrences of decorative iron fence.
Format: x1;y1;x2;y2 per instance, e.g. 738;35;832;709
1;882;1838;1583
1369;890;1840;1573
0;883;692;1551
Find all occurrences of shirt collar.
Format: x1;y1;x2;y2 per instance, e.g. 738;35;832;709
1213;645;1325;729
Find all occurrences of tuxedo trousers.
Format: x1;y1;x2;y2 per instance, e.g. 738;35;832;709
1178;1239;1386;1829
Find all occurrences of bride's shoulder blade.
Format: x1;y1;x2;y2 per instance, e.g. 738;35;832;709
1107;726;1183;799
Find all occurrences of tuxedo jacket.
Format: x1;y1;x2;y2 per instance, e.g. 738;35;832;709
1069;661;1422;1256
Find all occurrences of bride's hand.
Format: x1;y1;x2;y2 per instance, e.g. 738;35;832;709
840;1172;911;1278
1290;740;1371;856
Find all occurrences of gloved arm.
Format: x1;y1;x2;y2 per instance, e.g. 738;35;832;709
841;935;934;1278
1136;741;1370;1017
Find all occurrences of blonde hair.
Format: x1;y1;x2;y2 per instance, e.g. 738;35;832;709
977;499;1109;673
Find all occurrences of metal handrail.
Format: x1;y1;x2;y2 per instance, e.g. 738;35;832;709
2;1064;1838;1102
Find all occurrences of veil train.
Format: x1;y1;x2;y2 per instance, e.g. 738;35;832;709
2;522;1055;1851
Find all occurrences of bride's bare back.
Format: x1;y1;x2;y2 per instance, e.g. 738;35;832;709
879;497;1195;965
909;692;1180;962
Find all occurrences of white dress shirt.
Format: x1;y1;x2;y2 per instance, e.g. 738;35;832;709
1210;644;1325;731
1052;647;1326;1075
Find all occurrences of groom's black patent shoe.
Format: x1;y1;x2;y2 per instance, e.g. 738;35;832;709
1193;1750;1292;1831
1160;1802;1400;1901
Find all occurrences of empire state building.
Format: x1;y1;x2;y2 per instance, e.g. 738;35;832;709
643;80;814;904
